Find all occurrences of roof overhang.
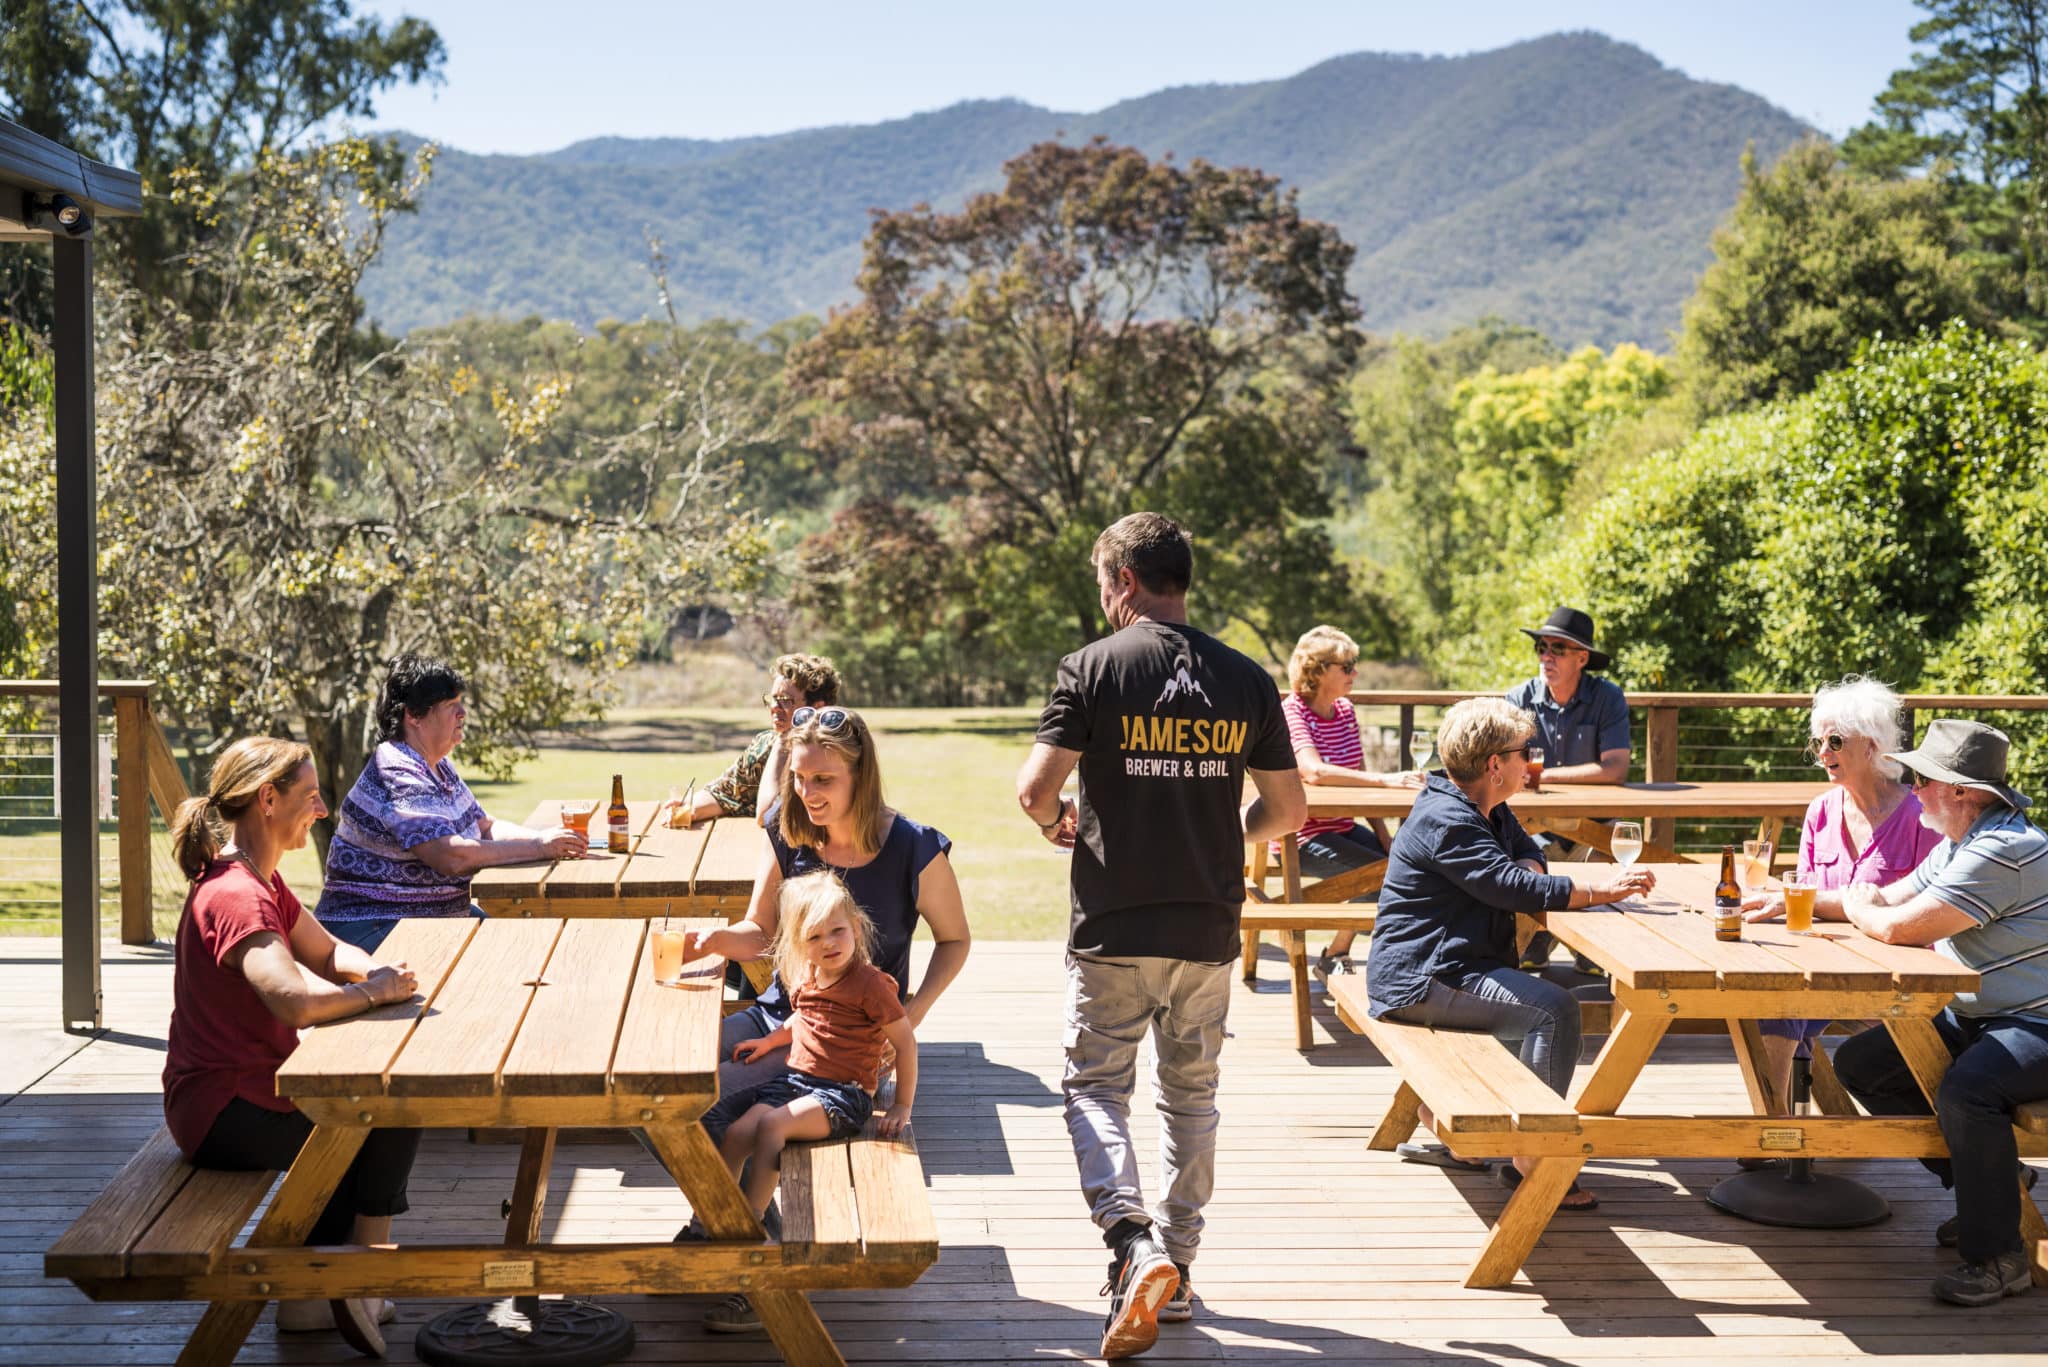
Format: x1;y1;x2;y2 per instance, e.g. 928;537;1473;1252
0;116;142;243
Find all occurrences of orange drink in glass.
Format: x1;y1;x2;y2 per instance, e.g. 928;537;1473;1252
651;928;685;984
1784;875;1817;934
559;800;598;853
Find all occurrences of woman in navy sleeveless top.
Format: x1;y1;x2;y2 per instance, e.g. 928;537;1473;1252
683;706;971;1143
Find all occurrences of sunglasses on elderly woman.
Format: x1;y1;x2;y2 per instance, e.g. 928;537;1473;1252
791;706;852;731
1805;733;1849;758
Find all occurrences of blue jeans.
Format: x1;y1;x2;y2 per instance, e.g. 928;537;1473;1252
1298;823;1386;890
321;903;482;954
1834;1009;2048;1264
1383;967;1582;1097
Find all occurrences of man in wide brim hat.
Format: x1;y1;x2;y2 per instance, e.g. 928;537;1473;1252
1825;719;2048;1308
1505;607;1628;784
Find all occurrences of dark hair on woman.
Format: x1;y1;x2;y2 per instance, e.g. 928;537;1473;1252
375;654;468;743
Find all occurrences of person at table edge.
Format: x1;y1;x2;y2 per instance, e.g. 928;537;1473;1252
164;737;421;1355
1740;676;1940;1127
315;655;584;952
1824;719;2048;1308
669;652;842;829
1365;697;1653;1210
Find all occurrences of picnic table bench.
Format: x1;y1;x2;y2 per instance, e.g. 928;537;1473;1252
1330;863;2048;1289
45;916;936;1366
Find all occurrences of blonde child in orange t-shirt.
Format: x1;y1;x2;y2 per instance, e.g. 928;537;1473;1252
717;870;918;1223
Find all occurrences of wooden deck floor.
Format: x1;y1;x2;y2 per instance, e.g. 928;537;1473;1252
6;935;2048;1365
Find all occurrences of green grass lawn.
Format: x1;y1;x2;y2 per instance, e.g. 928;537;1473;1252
0;707;1073;940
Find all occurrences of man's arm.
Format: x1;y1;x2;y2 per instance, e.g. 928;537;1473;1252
1243;765;1307;845
1016;742;1081;845
1843;882;1979;946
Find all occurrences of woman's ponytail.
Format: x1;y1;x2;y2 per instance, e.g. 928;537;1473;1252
168;795;220;882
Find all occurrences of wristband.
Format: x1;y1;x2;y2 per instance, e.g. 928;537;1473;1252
1036;804;1067;832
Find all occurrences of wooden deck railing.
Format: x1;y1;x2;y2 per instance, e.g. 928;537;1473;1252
0;679;190;944
1354;689;2048;849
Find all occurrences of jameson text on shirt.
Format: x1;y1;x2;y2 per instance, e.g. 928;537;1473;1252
1118;714;1252;778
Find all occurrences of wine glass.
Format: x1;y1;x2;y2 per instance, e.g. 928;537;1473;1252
1611;821;1644;869
1409;728;1433;775
1741;838;1774;897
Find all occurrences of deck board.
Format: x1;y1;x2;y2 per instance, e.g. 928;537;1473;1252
6;934;2048;1363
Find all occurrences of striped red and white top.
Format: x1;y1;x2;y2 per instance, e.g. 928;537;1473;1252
1282;693;1364;841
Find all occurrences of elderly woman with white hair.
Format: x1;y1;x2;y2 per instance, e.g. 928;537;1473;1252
1740;676;1942;1132
1278;625;1421;984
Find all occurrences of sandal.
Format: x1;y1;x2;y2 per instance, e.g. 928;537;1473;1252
1394;1141;1491;1173
1496;1162;1598;1210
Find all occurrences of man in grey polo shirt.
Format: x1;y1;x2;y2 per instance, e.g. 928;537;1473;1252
1831;719;2048;1307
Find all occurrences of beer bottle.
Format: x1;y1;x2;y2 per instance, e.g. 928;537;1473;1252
608;774;630;854
1713;844;1742;942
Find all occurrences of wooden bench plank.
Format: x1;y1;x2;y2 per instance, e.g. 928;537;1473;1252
780;1140;862;1264
44;1127;193;1280
500;920;645;1096
2020;1101;2048;1136
1239;905;1375;933
127;1166;274;1276
847;1131;939;1264
611;918;722;1099
1331;978;1578;1135
278;917;478;1098
386;919;564;1097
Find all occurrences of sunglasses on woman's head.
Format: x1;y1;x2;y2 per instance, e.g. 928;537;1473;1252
1806;733;1849;758
791;706;851;731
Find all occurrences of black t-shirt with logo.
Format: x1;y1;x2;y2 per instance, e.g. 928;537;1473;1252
1036;620;1294;963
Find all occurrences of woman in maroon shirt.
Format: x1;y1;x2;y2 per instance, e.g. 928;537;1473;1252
164;737;420;1356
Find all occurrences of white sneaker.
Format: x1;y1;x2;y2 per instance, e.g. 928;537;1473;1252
1310;954;1355;987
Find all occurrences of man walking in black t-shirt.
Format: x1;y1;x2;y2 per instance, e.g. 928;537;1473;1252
1017;512;1304;1359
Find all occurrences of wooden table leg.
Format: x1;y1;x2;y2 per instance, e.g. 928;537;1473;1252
1283;929;1313;1051
1466;1006;1669;1288
1728;1018;1786;1116
1887;1017;2048;1286
1243;840;1270;980
506;1128;556;1246
1807;1043;1857;1116
176;1125;368;1367
645;1121;845;1366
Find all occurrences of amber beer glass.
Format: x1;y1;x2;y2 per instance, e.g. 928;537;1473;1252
1526;745;1545;790
608;774;630;854
1713;844;1743;942
1784;873;1817;935
558;800;597;853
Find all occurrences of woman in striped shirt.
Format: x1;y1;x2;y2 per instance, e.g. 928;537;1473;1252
1282;626;1421;983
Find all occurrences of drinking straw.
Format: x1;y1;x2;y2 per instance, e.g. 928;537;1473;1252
664;900;671;933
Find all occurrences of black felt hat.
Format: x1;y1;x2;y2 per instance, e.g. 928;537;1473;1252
1519;606;1611;672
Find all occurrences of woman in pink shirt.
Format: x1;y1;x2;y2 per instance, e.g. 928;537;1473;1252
1743;676;1941;1127
1280;626;1420;983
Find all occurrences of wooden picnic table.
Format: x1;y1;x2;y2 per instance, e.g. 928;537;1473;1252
1348;861;2048;1288
1246;781;1825;1049
470;800;762;919
146;914;932;1365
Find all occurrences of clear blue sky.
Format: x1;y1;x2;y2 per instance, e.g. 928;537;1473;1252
357;1;1924;154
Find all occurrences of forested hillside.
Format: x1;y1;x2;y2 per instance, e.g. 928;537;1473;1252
363;32;1809;345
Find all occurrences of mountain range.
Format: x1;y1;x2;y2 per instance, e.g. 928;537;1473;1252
362;32;1813;348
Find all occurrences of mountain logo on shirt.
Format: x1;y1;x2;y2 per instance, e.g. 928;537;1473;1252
1153;664;1213;710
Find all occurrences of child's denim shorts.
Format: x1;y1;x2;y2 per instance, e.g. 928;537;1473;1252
746;1069;874;1140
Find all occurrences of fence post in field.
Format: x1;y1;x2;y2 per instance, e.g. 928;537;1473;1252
1644;704;1680;851
112;691;153;944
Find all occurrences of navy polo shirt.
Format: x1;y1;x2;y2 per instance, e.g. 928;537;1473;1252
1365;776;1576;1018
1505;673;1631;770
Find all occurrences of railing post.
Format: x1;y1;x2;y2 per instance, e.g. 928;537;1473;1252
1398;704;1414;771
1645;704;1680;851
113;693;153;945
